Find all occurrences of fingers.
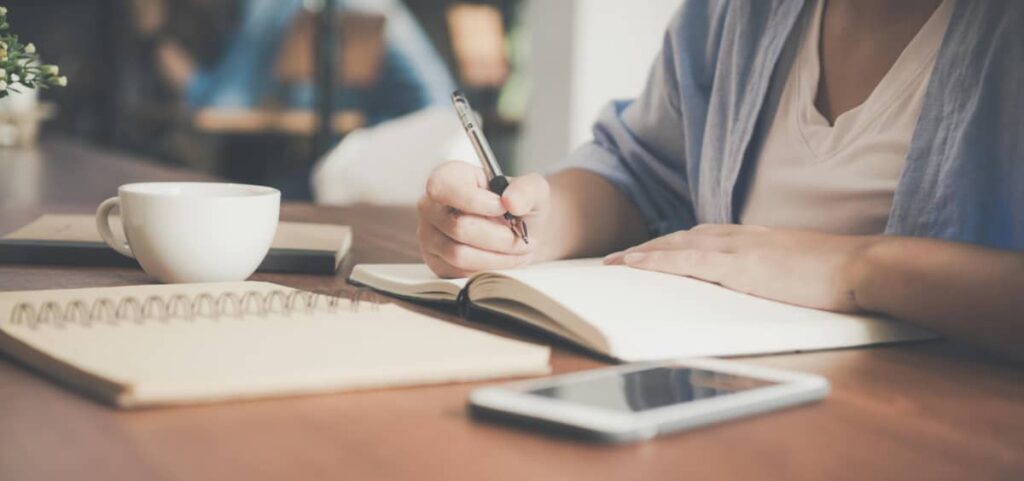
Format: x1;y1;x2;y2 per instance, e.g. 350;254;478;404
418;220;530;278
622;249;733;285
688;224;742;235
425;162;505;217
421;199;528;255
633;228;737;252
419;163;549;277
501;173;550;216
425;163;550;219
603;226;741;264
423;253;471;279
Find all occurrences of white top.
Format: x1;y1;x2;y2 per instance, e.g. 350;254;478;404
740;0;953;235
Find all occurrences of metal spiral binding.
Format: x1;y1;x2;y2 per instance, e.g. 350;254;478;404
7;288;382;330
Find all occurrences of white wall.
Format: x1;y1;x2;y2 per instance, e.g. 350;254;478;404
516;0;681;174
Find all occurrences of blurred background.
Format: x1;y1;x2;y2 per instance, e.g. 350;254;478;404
0;0;679;203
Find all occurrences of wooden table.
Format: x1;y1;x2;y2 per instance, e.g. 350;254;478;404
0;139;1021;481
193;108;365;136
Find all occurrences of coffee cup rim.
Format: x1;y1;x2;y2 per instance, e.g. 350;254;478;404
117;182;280;199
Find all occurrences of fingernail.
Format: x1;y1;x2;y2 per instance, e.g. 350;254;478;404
501;195;525;217
603;251;624;264
623;253;647;264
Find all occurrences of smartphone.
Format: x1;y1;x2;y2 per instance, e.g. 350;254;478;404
469;358;829;443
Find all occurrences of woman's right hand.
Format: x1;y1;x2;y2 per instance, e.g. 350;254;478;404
417;161;550;278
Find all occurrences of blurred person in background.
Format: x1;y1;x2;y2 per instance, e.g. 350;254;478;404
139;0;454;126
118;0;238;160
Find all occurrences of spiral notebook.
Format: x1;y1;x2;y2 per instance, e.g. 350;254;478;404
0;282;550;408
350;259;937;361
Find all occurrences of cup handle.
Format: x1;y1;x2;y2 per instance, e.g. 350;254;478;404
95;197;134;258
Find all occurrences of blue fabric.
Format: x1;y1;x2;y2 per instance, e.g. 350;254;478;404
557;0;1024;250
186;0;455;125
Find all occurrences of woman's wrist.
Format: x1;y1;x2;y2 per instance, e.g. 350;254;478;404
534;183;578;262
842;235;892;313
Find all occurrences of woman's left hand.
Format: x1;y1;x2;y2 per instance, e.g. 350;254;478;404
603;225;881;312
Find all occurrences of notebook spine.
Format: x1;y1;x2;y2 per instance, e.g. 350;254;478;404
455;284;472;318
7;288;381;329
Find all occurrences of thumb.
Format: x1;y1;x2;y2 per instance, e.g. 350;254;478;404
501;174;549;216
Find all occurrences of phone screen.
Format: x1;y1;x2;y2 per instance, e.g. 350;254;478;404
527;366;780;413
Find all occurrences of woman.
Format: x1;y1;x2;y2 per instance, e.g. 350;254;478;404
416;0;1024;361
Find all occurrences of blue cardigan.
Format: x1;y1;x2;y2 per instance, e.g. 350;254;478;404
559;0;1023;249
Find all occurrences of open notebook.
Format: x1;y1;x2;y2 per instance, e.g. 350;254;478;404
0;282;549;408
350;259;937;362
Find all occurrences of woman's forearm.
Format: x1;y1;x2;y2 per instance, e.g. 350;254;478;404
852;237;1024;361
540;169;649;261
536;172;1024;360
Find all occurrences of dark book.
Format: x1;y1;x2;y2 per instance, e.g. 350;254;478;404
1;215;351;275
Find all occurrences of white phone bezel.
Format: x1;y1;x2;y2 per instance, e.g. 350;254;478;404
469;358;829;441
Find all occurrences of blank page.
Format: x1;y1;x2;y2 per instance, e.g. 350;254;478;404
487;263;937;360
350;263;467;300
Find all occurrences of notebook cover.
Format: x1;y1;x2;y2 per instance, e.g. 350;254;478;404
0;239;339;275
0;282;551;408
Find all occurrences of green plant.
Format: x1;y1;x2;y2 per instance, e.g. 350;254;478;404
0;6;67;99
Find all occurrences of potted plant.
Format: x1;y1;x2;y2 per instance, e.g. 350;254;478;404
0;6;66;147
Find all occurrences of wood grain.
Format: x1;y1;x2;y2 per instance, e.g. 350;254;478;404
0;139;1021;481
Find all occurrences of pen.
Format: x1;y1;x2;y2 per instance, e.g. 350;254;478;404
451;90;529;244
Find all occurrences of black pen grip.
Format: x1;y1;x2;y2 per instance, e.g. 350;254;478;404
489;175;510;196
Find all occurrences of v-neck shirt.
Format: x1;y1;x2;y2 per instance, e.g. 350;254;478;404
740;0;953;234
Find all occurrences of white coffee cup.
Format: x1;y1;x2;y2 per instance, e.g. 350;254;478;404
95;182;280;283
